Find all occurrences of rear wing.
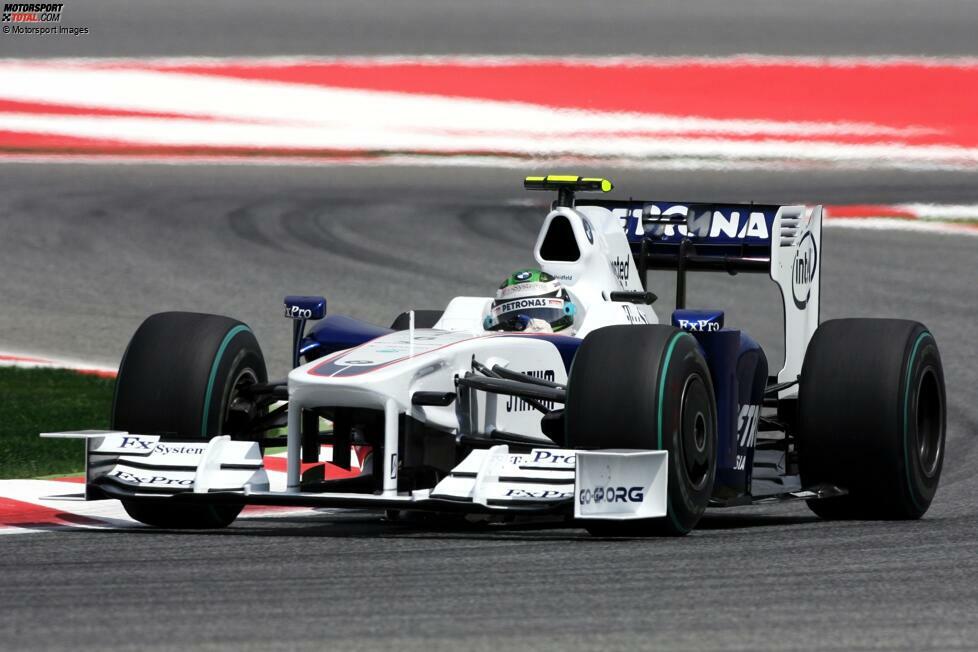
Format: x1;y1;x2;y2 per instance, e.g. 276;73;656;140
577;199;822;391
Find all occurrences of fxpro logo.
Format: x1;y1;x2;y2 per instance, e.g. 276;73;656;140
285;304;313;320
109;470;194;487
677;318;720;332
792;232;818;309
504;488;572;500
578;486;644;505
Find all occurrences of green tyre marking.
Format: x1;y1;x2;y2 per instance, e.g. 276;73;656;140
200;325;251;437
657;331;694;534
903;331;932;513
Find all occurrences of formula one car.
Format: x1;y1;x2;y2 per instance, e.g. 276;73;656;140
43;175;946;535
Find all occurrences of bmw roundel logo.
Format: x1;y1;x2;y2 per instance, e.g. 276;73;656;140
515;271;532;281
583;218;594;244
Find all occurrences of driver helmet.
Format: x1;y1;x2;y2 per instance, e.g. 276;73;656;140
483;269;576;333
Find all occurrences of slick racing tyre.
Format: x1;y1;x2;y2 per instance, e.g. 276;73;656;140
111;312;267;529
798;319;945;520
565;325;717;536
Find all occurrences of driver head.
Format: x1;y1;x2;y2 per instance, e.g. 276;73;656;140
483;269;576;333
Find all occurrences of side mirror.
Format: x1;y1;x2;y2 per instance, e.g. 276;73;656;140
284;295;326;368
284;295;326;321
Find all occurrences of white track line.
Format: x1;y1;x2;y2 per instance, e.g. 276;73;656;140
825;217;978;236
895;204;978;220
0;351;117;376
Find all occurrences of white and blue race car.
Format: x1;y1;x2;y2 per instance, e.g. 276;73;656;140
43;175;946;535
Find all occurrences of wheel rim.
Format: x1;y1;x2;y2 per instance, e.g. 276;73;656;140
223;367;260;435
679;373;712;491
915;366;943;478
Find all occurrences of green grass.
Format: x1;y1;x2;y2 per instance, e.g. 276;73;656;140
0;367;114;478
921;217;978;226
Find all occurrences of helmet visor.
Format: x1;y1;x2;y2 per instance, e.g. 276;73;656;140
490;297;569;330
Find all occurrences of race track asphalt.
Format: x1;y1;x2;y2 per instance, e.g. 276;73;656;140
0;162;976;651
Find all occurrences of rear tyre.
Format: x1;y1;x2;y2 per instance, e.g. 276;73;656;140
565;325;717;536
111;312;267;529
798;319;945;520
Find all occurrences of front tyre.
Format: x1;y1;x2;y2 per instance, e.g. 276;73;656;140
111;312;267;529
565;325;717;536
798;319;945;520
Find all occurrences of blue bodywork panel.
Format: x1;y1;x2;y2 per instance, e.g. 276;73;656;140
300;315;393;360
676;314;767;498
692;329;741;490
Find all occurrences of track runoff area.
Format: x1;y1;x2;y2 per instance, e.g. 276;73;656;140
2;55;978;167
1;53;977;531
0;55;976;233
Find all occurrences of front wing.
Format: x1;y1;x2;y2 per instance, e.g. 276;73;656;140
40;431;669;521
